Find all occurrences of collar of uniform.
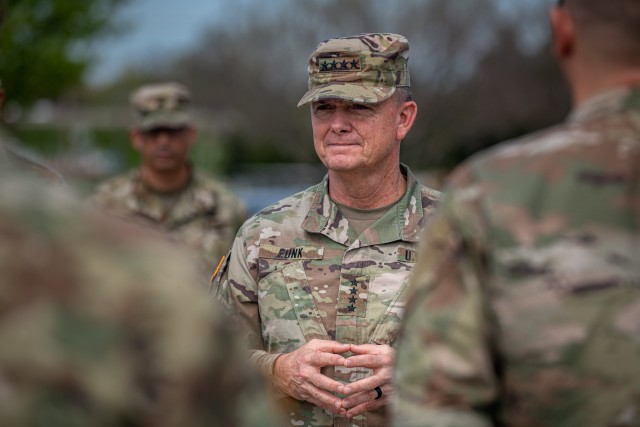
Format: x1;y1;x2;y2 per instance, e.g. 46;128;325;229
568;85;640;124
301;164;425;245
300;177;346;244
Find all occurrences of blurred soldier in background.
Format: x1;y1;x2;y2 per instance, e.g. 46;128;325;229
0;78;65;185
394;0;640;426
215;33;440;426
0;165;279;427
87;82;245;276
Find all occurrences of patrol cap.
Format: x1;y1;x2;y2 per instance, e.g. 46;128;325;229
297;33;411;107
130;82;192;130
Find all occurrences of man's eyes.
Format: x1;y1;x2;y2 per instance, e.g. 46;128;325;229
316;104;333;111
312;103;375;117
312;104;334;117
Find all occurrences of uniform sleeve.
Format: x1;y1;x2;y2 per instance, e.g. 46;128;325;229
214;232;284;382
393;169;500;427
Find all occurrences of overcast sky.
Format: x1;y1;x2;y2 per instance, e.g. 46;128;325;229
87;0;229;85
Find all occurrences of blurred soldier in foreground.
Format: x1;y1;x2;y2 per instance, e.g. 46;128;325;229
0;78;65;185
394;0;640;426
0;166;278;427
87;82;245;275
215;33;440;426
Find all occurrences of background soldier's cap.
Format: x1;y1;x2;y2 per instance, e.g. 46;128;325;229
297;33;410;107
130;82;192;130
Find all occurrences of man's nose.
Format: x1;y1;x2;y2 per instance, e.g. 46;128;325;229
154;131;173;145
330;109;352;134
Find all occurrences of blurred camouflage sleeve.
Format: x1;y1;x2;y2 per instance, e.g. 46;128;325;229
393;167;499;427
214;232;283;381
0;142;66;185
85;171;246;277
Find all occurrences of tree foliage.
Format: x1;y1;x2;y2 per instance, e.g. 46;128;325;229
0;0;129;107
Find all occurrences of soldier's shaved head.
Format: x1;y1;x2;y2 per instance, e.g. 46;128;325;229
565;0;640;67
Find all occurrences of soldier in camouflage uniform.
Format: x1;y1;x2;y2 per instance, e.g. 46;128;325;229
214;33;440;426
0;78;65;185
0;165;279;427
87;82;246;276
393;1;640;426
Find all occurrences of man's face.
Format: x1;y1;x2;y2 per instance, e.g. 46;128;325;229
310;97;415;174
131;126;196;173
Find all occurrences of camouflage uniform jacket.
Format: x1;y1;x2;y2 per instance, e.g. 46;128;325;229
393;86;640;427
88;167;245;274
0;169;279;427
215;165;440;427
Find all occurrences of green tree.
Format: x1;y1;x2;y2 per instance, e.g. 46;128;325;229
0;0;130;108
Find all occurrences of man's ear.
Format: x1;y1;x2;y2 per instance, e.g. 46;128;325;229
549;6;575;60
185;126;198;148
130;129;144;151
396;101;418;141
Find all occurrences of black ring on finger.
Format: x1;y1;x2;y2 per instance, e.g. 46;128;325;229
374;386;383;400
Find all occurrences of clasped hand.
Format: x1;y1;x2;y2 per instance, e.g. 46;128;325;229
272;339;395;418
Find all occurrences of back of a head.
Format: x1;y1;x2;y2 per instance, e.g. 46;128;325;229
567;0;640;67
0;171;276;426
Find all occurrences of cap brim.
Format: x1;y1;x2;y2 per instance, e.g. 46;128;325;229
297;83;396;107
136;113;192;131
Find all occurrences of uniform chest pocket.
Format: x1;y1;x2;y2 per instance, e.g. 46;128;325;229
257;245;327;345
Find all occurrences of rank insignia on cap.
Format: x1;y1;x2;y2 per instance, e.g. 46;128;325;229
318;56;361;73
298;33;410;106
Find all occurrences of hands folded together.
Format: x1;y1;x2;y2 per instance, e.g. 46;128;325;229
272;339;395;419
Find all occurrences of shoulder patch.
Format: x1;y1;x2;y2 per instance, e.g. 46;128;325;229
209;251;231;292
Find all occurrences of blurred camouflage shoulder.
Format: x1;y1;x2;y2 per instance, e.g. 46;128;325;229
0;171;279;427
88;168;244;213
394;86;640;427
0;139;65;186
192;168;247;226
87;167;247;275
